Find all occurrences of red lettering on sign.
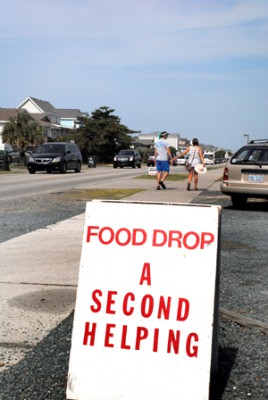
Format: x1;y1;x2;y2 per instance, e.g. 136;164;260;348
99;227;114;244
86;226;214;249
122;292;135;316
168;230;183;247
186;333;199;357
152;229;167;247
157;296;171;320
121;325;131;349
83;322;97;346
86;226;99;242
132;229;147;245
139;263;151;286
176;298;190;321
89;289;191;322
86;226;147;246
90;289;102;312
152;229;214;249
82;322;200;357
104;323;116;347
183;231;200;250
141;295;154;318
167;330;181;354
200;232;215;249
135;327;148;350
106;291;117;314
153;328;159;352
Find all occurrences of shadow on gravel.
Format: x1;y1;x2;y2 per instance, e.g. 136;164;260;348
210;345;238;399
225;201;268;212
0;312;74;400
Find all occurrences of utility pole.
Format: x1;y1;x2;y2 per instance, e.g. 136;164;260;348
243;134;250;144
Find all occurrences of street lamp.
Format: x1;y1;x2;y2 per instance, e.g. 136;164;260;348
243;134;249;144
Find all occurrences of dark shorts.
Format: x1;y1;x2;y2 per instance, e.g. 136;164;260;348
156;160;170;173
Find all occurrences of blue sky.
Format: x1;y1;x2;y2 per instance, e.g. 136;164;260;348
1;0;268;150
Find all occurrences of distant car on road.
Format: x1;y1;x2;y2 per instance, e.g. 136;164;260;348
113;149;141;168
147;152;156;167
27;142;82;174
203;151;215;165
220;139;268;207
215;158;227;164
175;156;186;166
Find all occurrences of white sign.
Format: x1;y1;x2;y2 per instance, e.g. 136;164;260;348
67;200;221;400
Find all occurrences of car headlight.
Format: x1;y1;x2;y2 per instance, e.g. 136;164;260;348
52;157;62;163
114;156;117;161
129;157;133;161
28;156;35;163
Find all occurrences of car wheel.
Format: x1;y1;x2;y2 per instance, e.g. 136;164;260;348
113;164;117;168
231;195;248;208
132;163;136;168
60;162;67;174
28;168;36;174
74;162;81;173
138;163;141;168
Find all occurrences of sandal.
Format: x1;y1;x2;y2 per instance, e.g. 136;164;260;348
187;183;190;191
159;181;166;189
156;186;161;190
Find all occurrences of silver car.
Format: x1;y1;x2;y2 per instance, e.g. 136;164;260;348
221;139;268;207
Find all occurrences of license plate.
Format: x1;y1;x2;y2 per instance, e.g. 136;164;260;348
248;174;264;183
118;158;127;161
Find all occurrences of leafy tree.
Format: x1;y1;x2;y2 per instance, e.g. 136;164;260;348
2;111;43;164
73;106;137;163
215;150;226;159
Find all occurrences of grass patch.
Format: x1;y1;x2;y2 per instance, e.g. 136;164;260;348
135;173;187;181
51;188;145;201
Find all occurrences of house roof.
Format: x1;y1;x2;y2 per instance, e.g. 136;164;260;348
56;109;89;118
0;108;21;121
17;97;57;114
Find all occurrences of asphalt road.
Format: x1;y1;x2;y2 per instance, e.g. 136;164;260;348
0;165;147;201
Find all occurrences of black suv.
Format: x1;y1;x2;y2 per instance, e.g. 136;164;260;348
113;149;142;168
27;142;82;174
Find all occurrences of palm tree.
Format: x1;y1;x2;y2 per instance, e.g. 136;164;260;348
2;111;43;165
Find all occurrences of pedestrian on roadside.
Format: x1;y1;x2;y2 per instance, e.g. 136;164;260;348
154;131;173;190
173;138;205;191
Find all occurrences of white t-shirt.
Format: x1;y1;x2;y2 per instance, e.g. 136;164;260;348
154;139;170;161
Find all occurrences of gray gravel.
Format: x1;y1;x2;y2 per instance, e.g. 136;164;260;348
0;191;268;399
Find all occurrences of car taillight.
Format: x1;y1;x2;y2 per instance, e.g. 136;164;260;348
223;167;228;181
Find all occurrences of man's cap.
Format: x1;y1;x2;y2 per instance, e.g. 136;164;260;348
160;131;169;137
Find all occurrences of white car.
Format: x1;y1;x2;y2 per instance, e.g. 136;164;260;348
176;157;186;165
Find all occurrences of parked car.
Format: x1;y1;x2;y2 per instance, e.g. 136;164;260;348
147;152;156;167
175;156;186;166
113;149;141;168
215;158;228;164
220;139;268;207
147;152;176;166
27;142;82;174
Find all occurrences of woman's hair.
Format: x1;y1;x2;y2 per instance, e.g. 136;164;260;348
192;138;199;146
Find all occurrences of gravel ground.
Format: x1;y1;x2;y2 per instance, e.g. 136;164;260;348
0;191;268;399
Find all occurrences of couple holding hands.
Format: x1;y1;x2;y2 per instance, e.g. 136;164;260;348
154;132;206;191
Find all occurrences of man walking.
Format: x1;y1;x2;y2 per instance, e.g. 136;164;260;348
154;131;172;190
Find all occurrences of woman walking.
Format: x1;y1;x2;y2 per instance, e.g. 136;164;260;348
173;138;205;191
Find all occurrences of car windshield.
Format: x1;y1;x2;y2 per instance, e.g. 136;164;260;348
118;150;134;156
231;147;268;165
36;144;65;154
